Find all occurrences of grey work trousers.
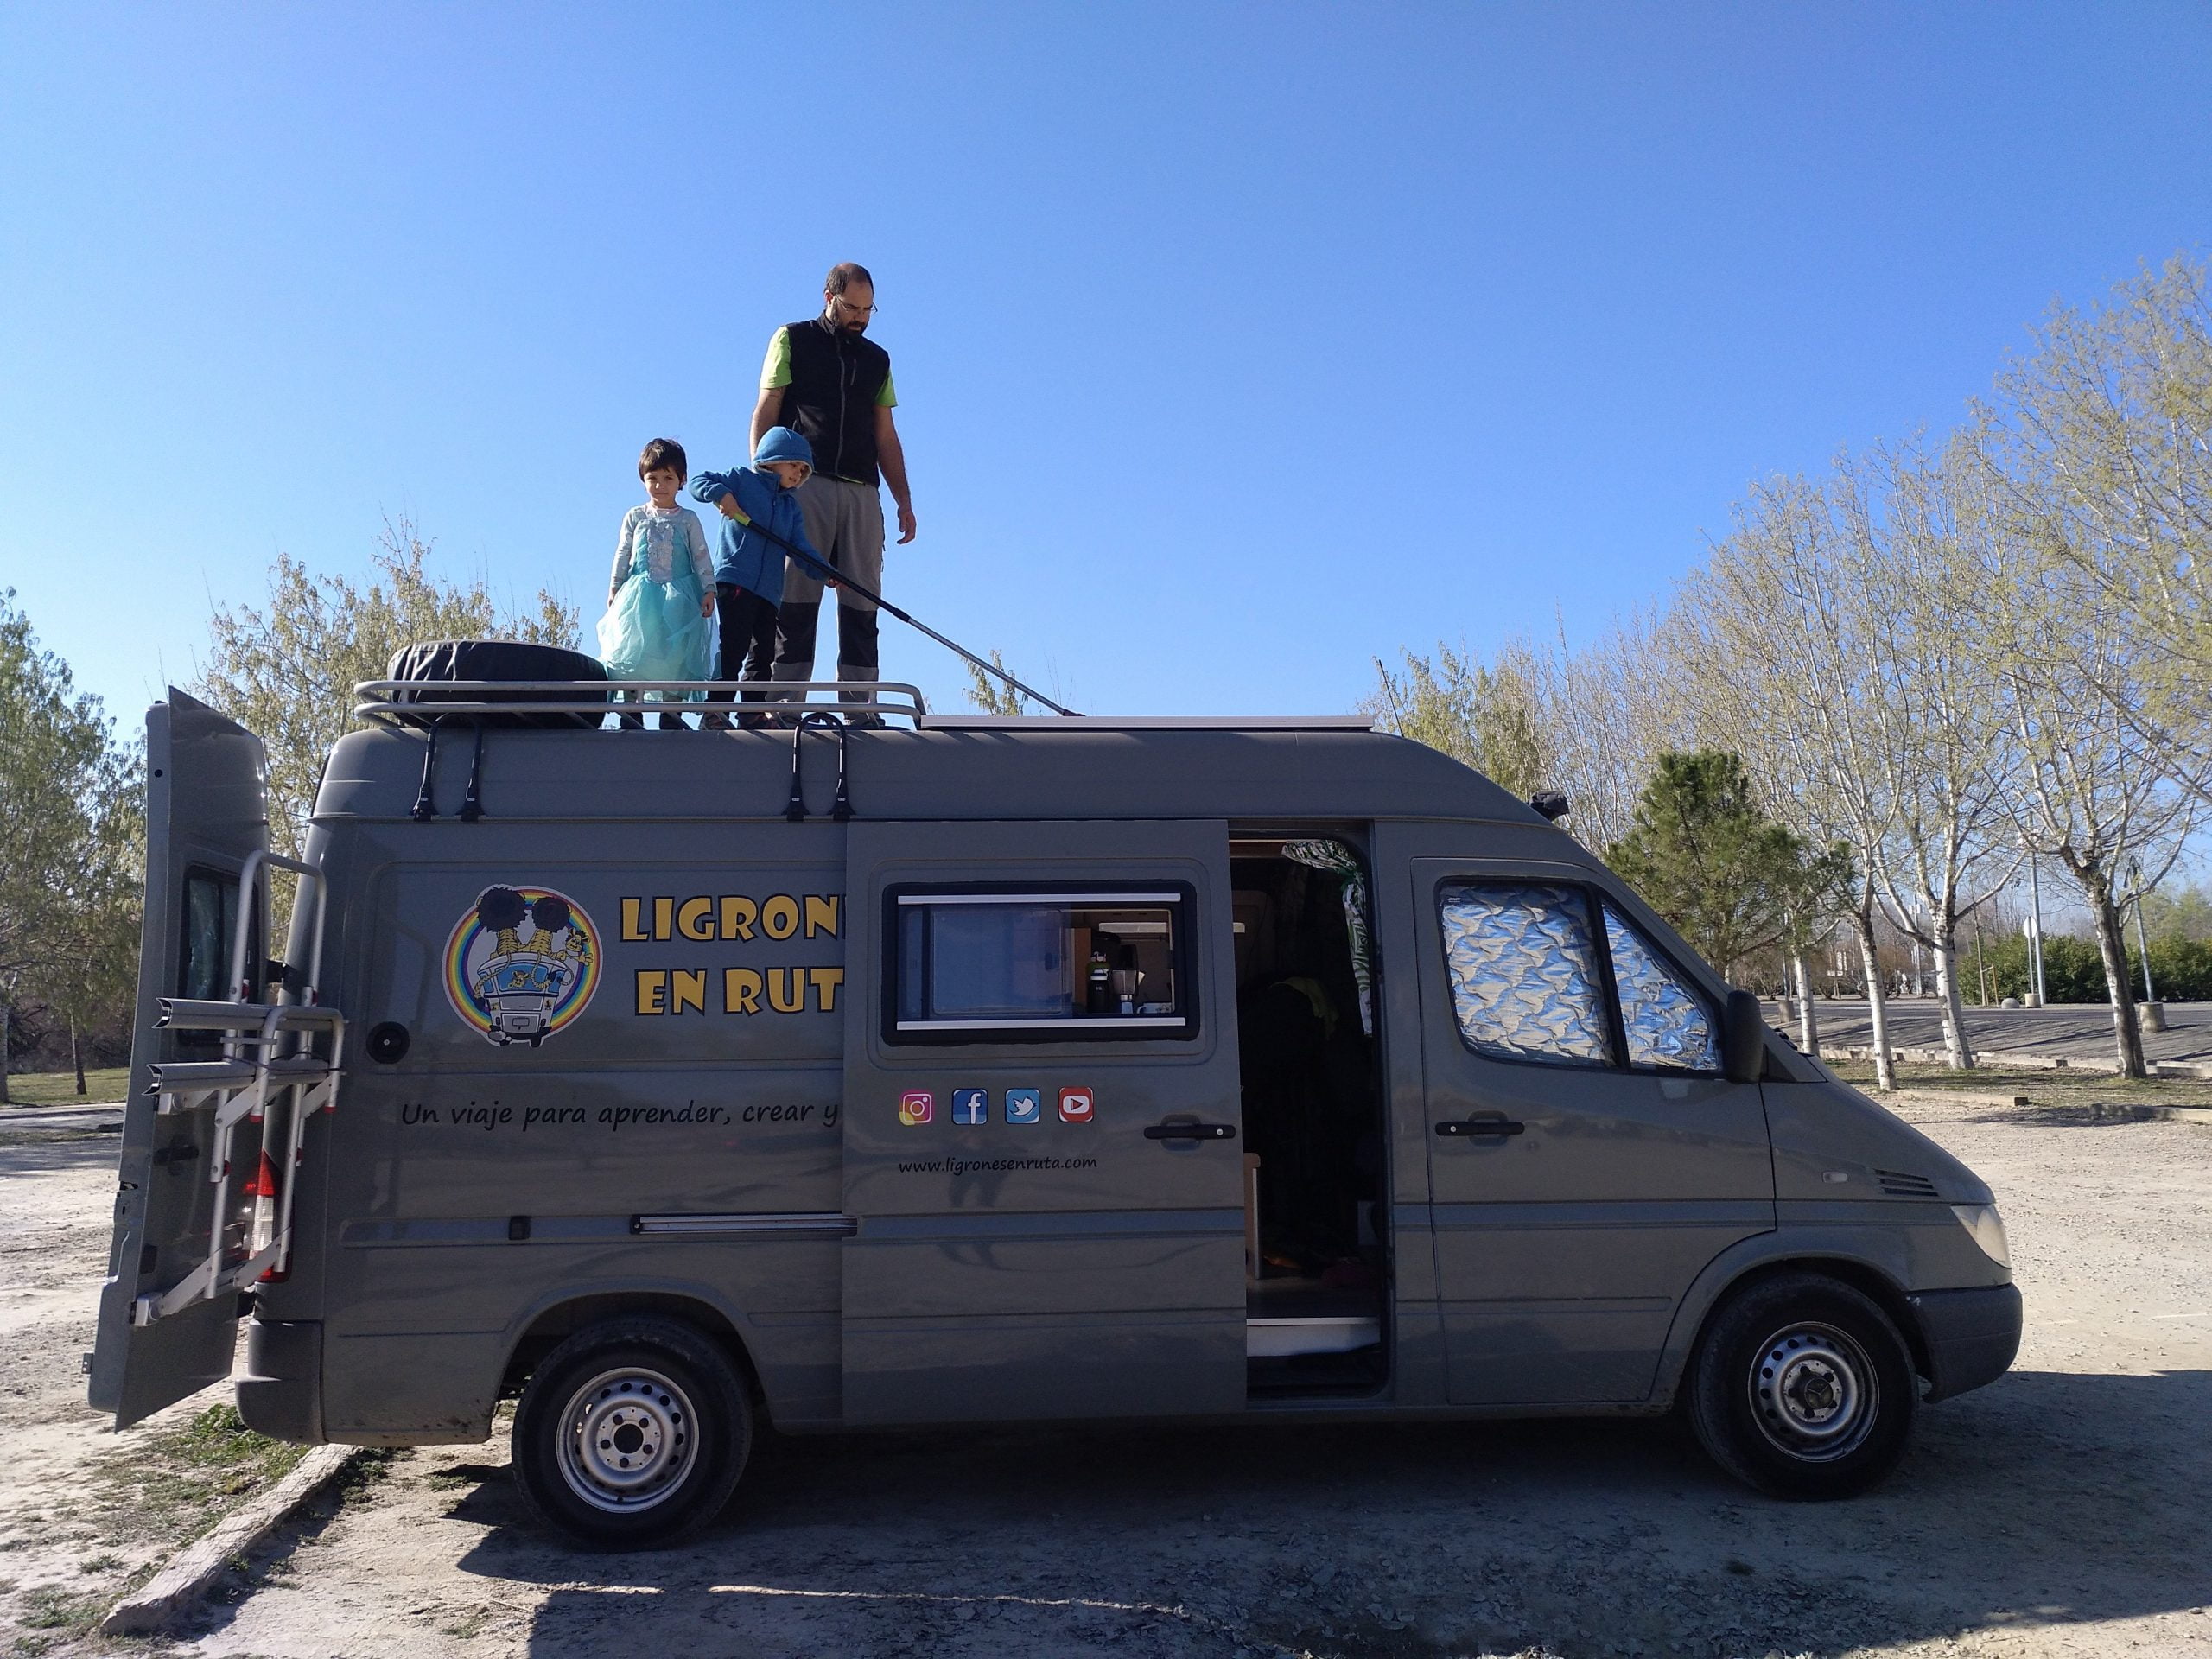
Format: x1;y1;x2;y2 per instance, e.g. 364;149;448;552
772;474;884;705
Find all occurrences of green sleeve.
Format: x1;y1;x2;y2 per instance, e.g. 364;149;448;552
876;370;897;409
760;327;792;391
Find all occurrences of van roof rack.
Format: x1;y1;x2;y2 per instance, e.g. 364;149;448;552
914;714;1376;731
353;681;1374;734
354;680;931;727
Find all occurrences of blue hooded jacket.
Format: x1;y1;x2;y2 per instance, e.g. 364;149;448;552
688;427;821;606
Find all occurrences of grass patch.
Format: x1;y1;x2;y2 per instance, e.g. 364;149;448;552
14;1584;105;1641
0;1069;130;1108
1830;1058;2212;1108
89;1404;310;1548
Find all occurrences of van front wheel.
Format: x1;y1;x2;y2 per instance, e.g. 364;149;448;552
512;1316;752;1548
1686;1273;1916;1500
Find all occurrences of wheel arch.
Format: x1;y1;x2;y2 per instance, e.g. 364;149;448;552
1655;1235;1932;1407
498;1287;766;1415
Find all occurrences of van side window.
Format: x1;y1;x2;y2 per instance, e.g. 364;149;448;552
1437;883;1613;1067
1602;905;1721;1072
889;887;1197;1042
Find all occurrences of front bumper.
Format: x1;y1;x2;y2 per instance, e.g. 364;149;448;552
1910;1283;2022;1402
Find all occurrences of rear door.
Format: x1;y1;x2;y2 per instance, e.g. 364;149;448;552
841;820;1247;1425
1378;831;1774;1406
89;691;269;1426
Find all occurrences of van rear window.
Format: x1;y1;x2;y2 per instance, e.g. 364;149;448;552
890;889;1197;1041
179;870;238;1004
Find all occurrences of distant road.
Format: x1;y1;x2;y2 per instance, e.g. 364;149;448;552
1767;998;2212;1072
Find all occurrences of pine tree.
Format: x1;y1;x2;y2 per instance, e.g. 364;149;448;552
1607;750;1848;982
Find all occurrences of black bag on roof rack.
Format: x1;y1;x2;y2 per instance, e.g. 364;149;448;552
382;640;609;730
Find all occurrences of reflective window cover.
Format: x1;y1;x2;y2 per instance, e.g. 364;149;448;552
1438;884;1612;1066
1604;906;1720;1071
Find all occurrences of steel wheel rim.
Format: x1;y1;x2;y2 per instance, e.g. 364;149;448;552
554;1365;699;1513
1745;1321;1878;1463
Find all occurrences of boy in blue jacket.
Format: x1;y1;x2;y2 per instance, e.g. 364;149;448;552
690;427;823;728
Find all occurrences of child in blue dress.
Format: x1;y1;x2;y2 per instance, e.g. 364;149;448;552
597;438;717;728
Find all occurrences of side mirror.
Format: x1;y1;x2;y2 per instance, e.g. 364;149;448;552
1721;988;1766;1085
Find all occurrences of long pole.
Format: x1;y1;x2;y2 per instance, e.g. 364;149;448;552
2028;853;2047;1007
722;503;1077;716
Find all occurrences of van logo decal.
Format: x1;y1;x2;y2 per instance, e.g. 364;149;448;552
899;1091;935;1126
1004;1089;1042;1124
444;886;601;1047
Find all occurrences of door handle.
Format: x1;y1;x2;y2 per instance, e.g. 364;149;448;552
1435;1116;1526;1138
1143;1121;1237;1141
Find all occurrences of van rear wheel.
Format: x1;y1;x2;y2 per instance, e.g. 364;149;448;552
1686;1272;1916;1500
512;1316;752;1548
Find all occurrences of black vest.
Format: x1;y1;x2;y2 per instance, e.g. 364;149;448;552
781;317;892;487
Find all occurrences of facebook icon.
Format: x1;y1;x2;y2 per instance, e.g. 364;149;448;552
950;1088;988;1125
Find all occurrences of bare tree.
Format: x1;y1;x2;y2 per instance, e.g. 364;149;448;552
1961;423;2205;1077
1681;475;1903;1085
1974;257;2212;798
1828;442;2023;1070
1521;613;1688;855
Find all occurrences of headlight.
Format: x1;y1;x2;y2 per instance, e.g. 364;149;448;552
1950;1204;2011;1268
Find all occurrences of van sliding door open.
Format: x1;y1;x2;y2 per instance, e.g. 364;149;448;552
840;821;1247;1425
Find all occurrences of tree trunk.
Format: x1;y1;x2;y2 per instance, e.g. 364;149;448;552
2086;883;2148;1079
1849;902;1902;1084
1792;952;1821;1057
71;1015;85;1096
1932;929;1976;1070
1854;909;1897;1092
0;999;10;1105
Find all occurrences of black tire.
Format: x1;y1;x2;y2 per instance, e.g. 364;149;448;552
1685;1272;1917;1500
511;1316;752;1548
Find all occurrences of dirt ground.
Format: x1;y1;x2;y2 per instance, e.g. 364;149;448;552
14;1098;2212;1659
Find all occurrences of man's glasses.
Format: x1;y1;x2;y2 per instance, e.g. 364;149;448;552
830;296;879;316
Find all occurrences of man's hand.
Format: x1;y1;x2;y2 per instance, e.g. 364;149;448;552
700;592;715;619
875;404;917;544
716;496;749;524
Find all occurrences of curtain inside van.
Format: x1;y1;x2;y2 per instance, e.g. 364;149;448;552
1281;840;1373;1036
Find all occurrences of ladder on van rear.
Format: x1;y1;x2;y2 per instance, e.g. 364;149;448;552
137;955;343;1324
89;691;347;1427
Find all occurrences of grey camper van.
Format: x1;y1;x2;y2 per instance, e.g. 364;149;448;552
90;665;2021;1547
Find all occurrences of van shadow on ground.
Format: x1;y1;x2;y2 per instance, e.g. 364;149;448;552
432;1368;2212;1658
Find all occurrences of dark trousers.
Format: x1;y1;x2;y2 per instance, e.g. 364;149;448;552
773;599;880;679
712;583;780;724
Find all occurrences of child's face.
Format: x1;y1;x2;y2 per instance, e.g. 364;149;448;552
643;467;682;508
764;461;810;491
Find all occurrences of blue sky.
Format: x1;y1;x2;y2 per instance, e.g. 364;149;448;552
3;2;2208;728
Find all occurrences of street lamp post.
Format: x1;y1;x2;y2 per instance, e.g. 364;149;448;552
2127;856;2164;1032
2026;853;2048;1008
